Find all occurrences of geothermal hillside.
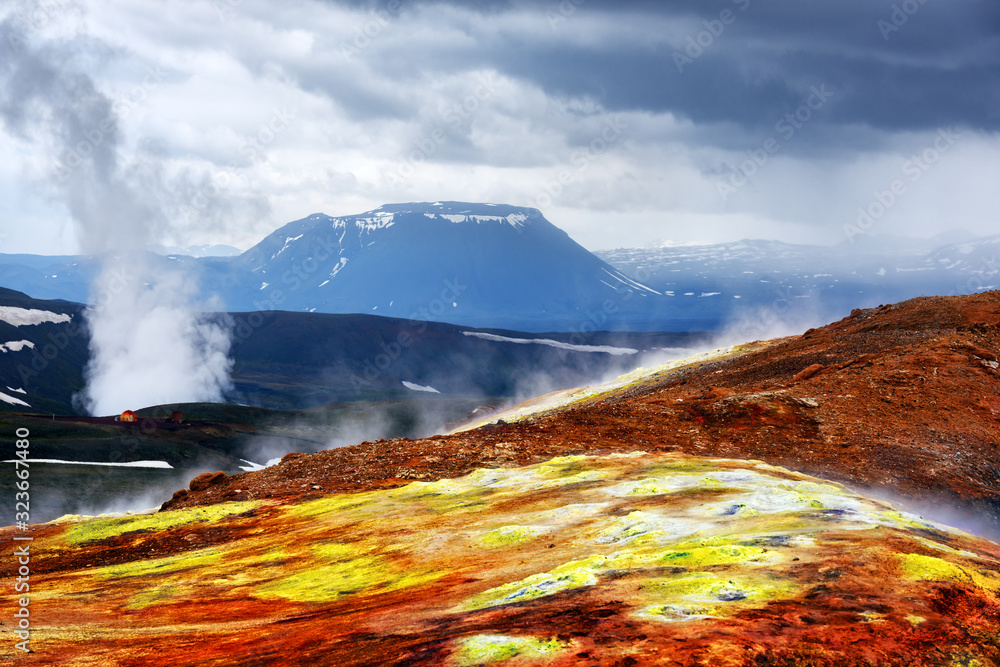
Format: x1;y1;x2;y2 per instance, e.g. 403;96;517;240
4;291;1000;666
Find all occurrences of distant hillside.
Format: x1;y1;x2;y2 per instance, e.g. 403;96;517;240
0;287;88;414
595;234;1000;330
0;287;706;415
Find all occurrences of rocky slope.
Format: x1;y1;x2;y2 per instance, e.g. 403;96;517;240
169;291;1000;537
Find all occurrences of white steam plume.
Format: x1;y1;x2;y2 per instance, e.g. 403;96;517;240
0;4;235;415
82;258;233;415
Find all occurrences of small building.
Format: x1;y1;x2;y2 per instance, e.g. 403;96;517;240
170;410;183;424
119;410;137;423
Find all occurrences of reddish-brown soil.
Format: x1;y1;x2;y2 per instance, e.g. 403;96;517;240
4;292;1000;667
167;291;1000;535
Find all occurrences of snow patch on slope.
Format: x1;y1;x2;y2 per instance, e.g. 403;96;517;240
329;257;349;278
402;381;441;393
435;213;528;229
462;331;638;356
0;391;30;407
335;214;397;232
239;457;282;472
600;268;661;295
0;340;34;353
3;458;172;468
0;307;72;326
273;234;303;259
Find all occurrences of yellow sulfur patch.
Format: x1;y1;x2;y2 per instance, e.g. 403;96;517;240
451;634;568;666
128;584;178;610
255;540;443;603
287;491;383;519
900;554;975;585
464;563;598;610
949;651;987;667
606;542;773;570
900;553;1000;596
94;548;224;580
478;525;542;548
636;571;798;622
62;501;261;545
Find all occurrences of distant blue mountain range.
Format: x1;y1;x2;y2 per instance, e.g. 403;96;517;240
1;202;997;332
225;202;670;330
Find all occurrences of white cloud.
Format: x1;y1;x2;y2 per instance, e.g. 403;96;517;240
2;0;998;256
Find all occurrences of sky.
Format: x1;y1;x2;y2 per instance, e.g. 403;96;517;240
0;0;998;256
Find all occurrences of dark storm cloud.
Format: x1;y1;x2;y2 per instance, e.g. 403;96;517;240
323;0;1000;135
4;0;997;252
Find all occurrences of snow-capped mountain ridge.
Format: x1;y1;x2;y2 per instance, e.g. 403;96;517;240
594;233;1000;329
243;203;545;272
372;201;539;227
333;202;539;230
926;234;1000;275
224;202;667;330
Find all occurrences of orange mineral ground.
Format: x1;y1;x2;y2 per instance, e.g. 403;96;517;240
3;291;1000;666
